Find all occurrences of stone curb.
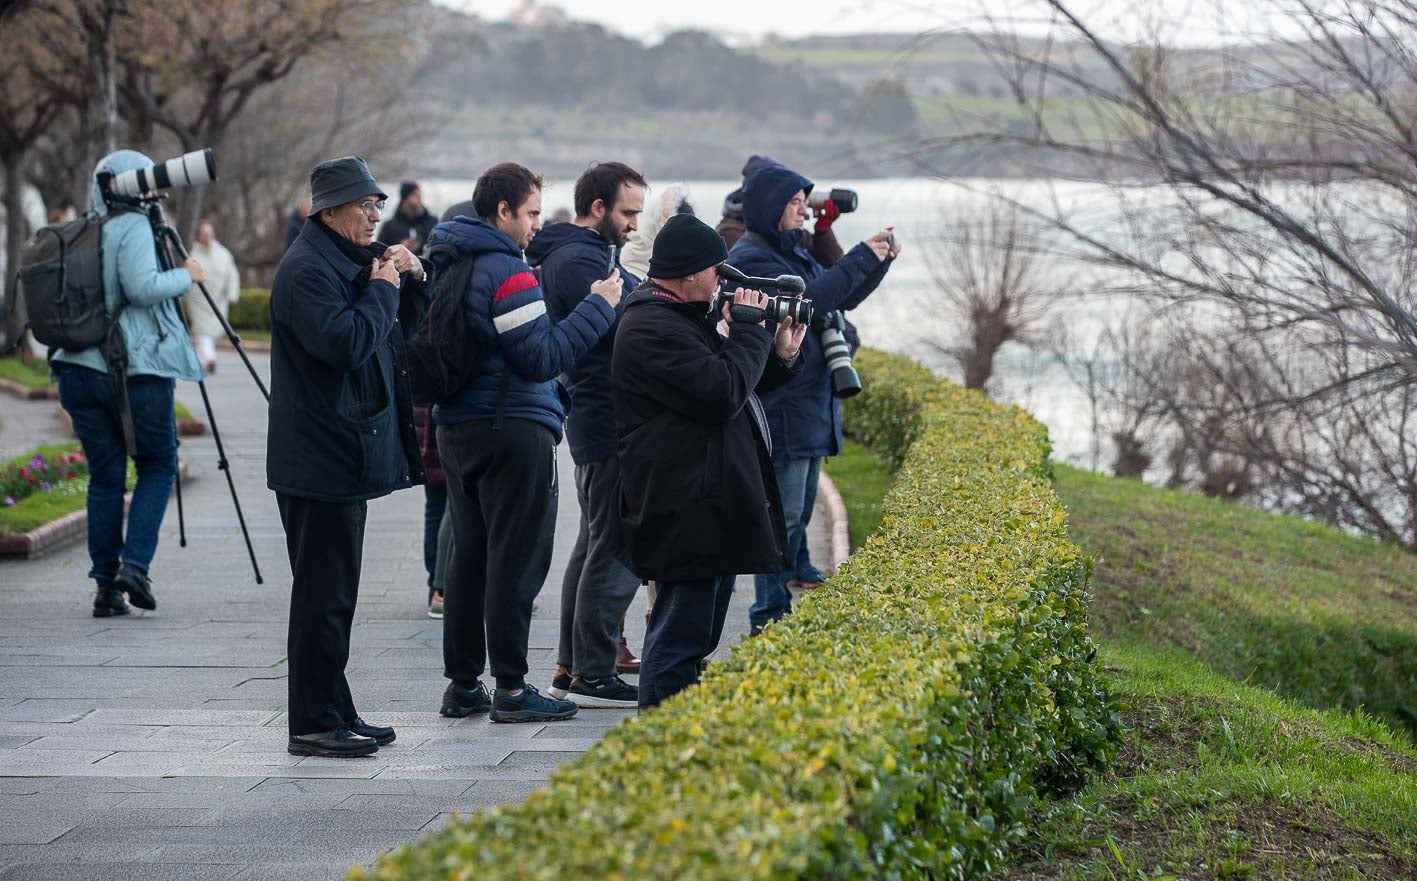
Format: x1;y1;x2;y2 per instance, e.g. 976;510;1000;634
816;470;852;576
216;335;271;353
0;376;58;400
0;459;191;559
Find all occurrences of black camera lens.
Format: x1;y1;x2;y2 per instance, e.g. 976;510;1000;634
764;295;814;326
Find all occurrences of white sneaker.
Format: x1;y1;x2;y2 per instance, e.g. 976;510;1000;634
427;591;444;619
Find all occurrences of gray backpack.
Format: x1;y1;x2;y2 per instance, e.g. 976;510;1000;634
18;213;116;351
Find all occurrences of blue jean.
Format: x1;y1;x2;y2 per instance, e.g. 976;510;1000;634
795;457;821;572
54;363;177;584
750;456;820;628
423;484;448;590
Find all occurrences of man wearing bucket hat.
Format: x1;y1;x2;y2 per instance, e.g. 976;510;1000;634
267;156;429;757
611;214;808;708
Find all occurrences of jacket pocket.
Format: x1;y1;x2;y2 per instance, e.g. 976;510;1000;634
353;406;398;489
701;432;723;499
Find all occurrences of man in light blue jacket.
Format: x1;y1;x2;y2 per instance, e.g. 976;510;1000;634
51;150;206;618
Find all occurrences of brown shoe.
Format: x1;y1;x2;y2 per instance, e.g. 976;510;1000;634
615;618;640;674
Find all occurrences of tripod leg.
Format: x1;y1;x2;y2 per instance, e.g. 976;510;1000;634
174;433;187;548
162;228;270;403
194;378;264;585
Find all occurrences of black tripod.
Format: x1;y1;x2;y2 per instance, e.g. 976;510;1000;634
142;197;267;584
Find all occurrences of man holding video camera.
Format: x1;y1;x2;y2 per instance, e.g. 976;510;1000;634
612;214;807;708
726;163;900;634
267;156;429;758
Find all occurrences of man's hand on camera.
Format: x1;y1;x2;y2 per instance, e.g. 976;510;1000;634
371;257;399;287
183;257;206;285
865;228;901;261
590;268;622;308
381;244;426;280
774;315;808;360
722;287;767;325
814;198;841;233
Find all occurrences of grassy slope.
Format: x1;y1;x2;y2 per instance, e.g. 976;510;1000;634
828;449;1417;879
822;440;891;549
0;355;54;390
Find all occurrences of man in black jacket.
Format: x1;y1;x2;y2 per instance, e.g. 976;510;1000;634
268;156;429;758
612;214;807;709
526;161;646;709
377;181;438;254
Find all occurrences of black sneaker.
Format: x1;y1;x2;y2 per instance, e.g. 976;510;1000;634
114;563;156;611
547;665;572;699
440;680;491;718
567;674;638;709
490;683;578;723
92;584;130;618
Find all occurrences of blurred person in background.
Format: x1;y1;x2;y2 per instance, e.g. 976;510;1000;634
378;181;437;255
183;220;240;373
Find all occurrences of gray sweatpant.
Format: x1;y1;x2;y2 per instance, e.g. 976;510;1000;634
557;455;642;678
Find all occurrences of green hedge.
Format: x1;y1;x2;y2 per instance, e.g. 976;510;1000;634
226;288;270;330
354;348;1118;881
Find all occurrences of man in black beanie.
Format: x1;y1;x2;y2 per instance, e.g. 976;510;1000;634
610;214;808;708
378;180;437;254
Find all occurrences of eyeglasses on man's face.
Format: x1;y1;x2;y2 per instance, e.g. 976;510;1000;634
358;199;387;218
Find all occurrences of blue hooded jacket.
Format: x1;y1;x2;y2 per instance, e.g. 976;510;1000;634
426;217;615;439
51;150;203;382
525;221;639;465
725;164;890;460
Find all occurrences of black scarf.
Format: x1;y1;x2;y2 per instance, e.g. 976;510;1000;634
311;214;387;286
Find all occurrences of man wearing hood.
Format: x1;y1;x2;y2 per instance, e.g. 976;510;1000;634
377;181;438;254
424;162;624;724
268;156;429;758
726;163;901;634
525;161;646;709
612;213;807;708
51;150;208;619
717;154;844;268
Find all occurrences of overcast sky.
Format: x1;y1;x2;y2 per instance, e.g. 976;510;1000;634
437;0;1285;45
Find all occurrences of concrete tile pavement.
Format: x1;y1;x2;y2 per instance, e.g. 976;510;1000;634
0;348;835;880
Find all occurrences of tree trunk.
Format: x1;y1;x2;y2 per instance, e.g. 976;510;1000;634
3;156;30;351
102;0;118;153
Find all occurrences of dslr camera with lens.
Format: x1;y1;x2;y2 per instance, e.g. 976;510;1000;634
715;263;814;326
814;310;861;399
806;187;858;215
99;148;217;202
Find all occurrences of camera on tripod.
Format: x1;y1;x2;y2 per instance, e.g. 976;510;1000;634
98;148;217;202
715;263;814;326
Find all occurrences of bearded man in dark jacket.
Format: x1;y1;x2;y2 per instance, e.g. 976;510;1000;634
726;163;901;634
612;214;807;709
525;161;647;709
268;156;429;758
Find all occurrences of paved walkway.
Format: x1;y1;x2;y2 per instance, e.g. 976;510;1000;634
0;350;830;880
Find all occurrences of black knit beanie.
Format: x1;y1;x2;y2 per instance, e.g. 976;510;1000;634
648;214;728;279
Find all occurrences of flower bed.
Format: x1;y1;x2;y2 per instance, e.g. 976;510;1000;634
354;348;1119;881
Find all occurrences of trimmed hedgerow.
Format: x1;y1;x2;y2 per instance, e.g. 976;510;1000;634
353;347;1118;881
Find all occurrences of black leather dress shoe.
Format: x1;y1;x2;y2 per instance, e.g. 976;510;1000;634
287;728;378;758
349;716;395;745
93;585;130;618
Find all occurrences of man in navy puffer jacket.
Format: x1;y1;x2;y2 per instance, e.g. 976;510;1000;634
725;163;901;633
425;162;624;724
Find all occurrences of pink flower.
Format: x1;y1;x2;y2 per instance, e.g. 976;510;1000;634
2;497;13;506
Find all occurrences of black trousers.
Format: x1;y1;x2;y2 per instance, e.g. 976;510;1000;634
638;575;736;710
438;418;558;691
277;494;366;736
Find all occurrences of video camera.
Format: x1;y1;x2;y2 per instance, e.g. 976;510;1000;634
715;263;814;326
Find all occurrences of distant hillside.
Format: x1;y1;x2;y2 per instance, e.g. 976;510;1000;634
400;13;1078;180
